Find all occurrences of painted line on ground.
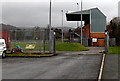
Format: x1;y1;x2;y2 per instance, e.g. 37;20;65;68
98;54;106;81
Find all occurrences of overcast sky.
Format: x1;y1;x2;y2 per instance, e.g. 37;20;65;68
0;0;120;28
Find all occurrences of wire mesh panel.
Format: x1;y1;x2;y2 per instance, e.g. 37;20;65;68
109;38;116;46
10;29;55;53
82;37;88;46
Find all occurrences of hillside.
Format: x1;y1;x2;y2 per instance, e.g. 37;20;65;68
0;24;76;33
0;23;19;31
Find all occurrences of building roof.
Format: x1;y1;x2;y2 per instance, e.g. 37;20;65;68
66;8;106;17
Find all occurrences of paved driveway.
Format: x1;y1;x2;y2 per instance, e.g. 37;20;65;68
2;54;102;80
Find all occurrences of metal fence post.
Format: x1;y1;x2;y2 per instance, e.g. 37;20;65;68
15;30;16;47
105;31;109;53
43;30;45;54
53;32;56;53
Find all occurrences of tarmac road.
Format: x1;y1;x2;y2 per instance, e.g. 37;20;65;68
2;54;102;80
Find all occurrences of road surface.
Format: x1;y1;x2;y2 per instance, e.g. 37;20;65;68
2;54;102;80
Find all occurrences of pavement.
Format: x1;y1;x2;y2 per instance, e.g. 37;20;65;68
102;54;119;80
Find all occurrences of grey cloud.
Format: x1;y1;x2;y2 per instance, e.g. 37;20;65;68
2;1;119;27
2;2;50;27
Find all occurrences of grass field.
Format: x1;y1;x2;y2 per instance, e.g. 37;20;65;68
108;46;120;54
11;42;88;51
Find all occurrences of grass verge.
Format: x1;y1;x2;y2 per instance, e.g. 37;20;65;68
56;42;89;51
6;53;55;57
108;46;120;54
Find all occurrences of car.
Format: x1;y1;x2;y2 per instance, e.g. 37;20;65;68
0;39;7;58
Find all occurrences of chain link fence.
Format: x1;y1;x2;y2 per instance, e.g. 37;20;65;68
10;29;55;53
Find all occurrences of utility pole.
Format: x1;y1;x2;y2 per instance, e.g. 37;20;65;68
49;0;52;53
49;0;51;29
80;0;83;45
61;10;64;43
77;3;79;28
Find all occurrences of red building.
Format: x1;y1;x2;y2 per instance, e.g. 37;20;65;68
0;30;11;49
76;25;105;47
